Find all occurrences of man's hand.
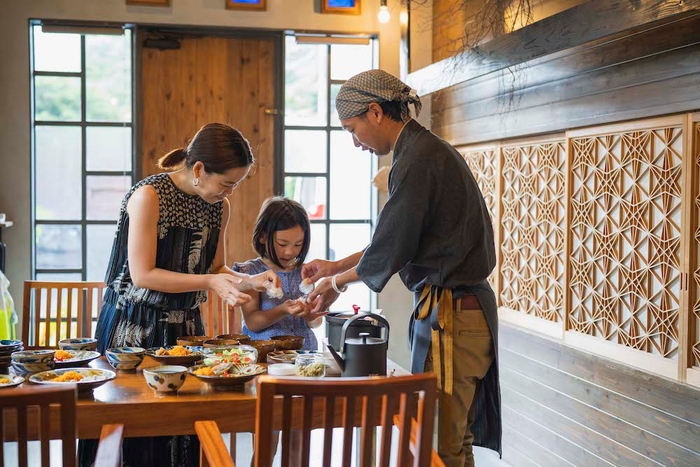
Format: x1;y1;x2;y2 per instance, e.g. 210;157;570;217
306;277;340;313
301;259;337;283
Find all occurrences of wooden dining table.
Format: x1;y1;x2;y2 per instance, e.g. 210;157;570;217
4;356;411;440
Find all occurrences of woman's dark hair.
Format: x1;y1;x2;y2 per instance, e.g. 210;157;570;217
252;197;311;269
157;123;255;173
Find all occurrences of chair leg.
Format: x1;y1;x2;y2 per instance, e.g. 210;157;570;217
229;432;237;463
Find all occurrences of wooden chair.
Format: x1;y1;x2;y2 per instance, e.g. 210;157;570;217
199;290;242;337
22;280;106;347
196;373;438;467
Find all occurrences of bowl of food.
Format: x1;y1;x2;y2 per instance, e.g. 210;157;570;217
145;346;202;366
105;347;146;371
246;340;276;362
29;368;116;393
189;363;266;390
295;354;325;378
202;339;240;348
270;335;305;351
202;345;258;366
54;349;101;369
143;365;188;393
215;334;251;344
58;338;98;351
266;350;299;365
176;336;213;347
11;349;55;376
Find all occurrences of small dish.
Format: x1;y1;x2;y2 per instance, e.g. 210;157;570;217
54;350;101;369
29;368;116;392
176;336;213;347
270;335;305;351
58;338;98;351
246;340;276;362
215;334;251;344
267;363;296;376
0;374;25;388
143;365;188;392
202;339;240;348
145;346;202;366
105;347;146;371
189;363;266;390
266;350;299;364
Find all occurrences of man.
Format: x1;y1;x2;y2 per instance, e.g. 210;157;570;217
304;69;501;467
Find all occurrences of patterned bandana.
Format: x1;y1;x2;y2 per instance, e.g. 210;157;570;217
335;69;422;121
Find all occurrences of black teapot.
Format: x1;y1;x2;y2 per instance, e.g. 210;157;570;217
326;312;390;377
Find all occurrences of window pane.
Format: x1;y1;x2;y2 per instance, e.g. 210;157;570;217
33;26;81;72
285;36;328;126
285;130;327;173
87;224;116;281
35;273;83;281
330;84;342;127
86;31;132;122
35;76;81;121
330;131;371;219
35;126;82;220
86;126;132;171
330;43;373;81
329;223;371;311
285;176;327;220
86;176;131;220
307;224;327;263
36;224;82;269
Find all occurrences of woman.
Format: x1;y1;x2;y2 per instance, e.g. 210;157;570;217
80;123;280;466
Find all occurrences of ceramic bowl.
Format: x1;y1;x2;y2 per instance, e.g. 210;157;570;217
246;340;276;363
145;346;203;367
105;347;146;371
270;335;305;351
201;345;258;366
11;349;56;376
189;363;266;391
176;336;213;347
215;334;251;344
143;365;188;392
202;339;240;348
58;338;98;351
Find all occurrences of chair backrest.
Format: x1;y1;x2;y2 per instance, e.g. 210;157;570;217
254;373;437;467
22;280;106;347
199;290;241;337
0;385;77;467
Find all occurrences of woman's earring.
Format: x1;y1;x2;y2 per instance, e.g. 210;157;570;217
193;178;199;187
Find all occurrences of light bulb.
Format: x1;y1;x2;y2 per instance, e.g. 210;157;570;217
377;5;391;24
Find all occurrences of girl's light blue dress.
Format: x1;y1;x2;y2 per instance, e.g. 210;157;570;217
232;258;318;351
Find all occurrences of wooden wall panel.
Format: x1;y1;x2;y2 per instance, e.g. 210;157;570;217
430;12;700;146
500;324;700;467
692;116;700;370
140;34;277;264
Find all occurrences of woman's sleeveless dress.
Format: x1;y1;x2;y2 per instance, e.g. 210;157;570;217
233;258;318;351
80;172;222;467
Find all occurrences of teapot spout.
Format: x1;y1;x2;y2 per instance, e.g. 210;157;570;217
326;344;345;372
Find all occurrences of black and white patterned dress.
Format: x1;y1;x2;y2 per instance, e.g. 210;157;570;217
82;172;223;467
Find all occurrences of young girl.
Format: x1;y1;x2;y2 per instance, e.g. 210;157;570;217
233;197;324;351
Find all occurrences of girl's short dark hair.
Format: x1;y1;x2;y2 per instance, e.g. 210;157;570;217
252;197;311;269
157;123;255;173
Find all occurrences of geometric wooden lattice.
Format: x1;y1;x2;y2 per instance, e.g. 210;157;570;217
500;141;566;322
463;148;499;291
569;128;683;359
693;122;700;367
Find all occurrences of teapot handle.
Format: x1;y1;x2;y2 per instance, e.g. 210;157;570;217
339;312;390;352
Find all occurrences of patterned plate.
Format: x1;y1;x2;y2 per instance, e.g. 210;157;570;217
0;374;24;388
54;350;101;369
29;368;116;392
189;363;266;390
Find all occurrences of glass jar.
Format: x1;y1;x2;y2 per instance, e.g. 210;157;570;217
295;353;325;378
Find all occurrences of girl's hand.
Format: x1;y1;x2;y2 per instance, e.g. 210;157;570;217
306;277;340;313
282;299;306;316
209;274;252;306
301;259;337;283
247;270;281;292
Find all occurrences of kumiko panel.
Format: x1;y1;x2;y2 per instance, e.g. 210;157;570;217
568;124;684;358
499;140;566;322
692;120;700;368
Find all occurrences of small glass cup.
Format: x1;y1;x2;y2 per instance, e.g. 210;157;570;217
295;353;325;378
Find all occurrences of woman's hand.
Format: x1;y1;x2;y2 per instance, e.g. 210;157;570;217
301;259;338;283
305;277;340;313
208;274;252;306
246;270;282;292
